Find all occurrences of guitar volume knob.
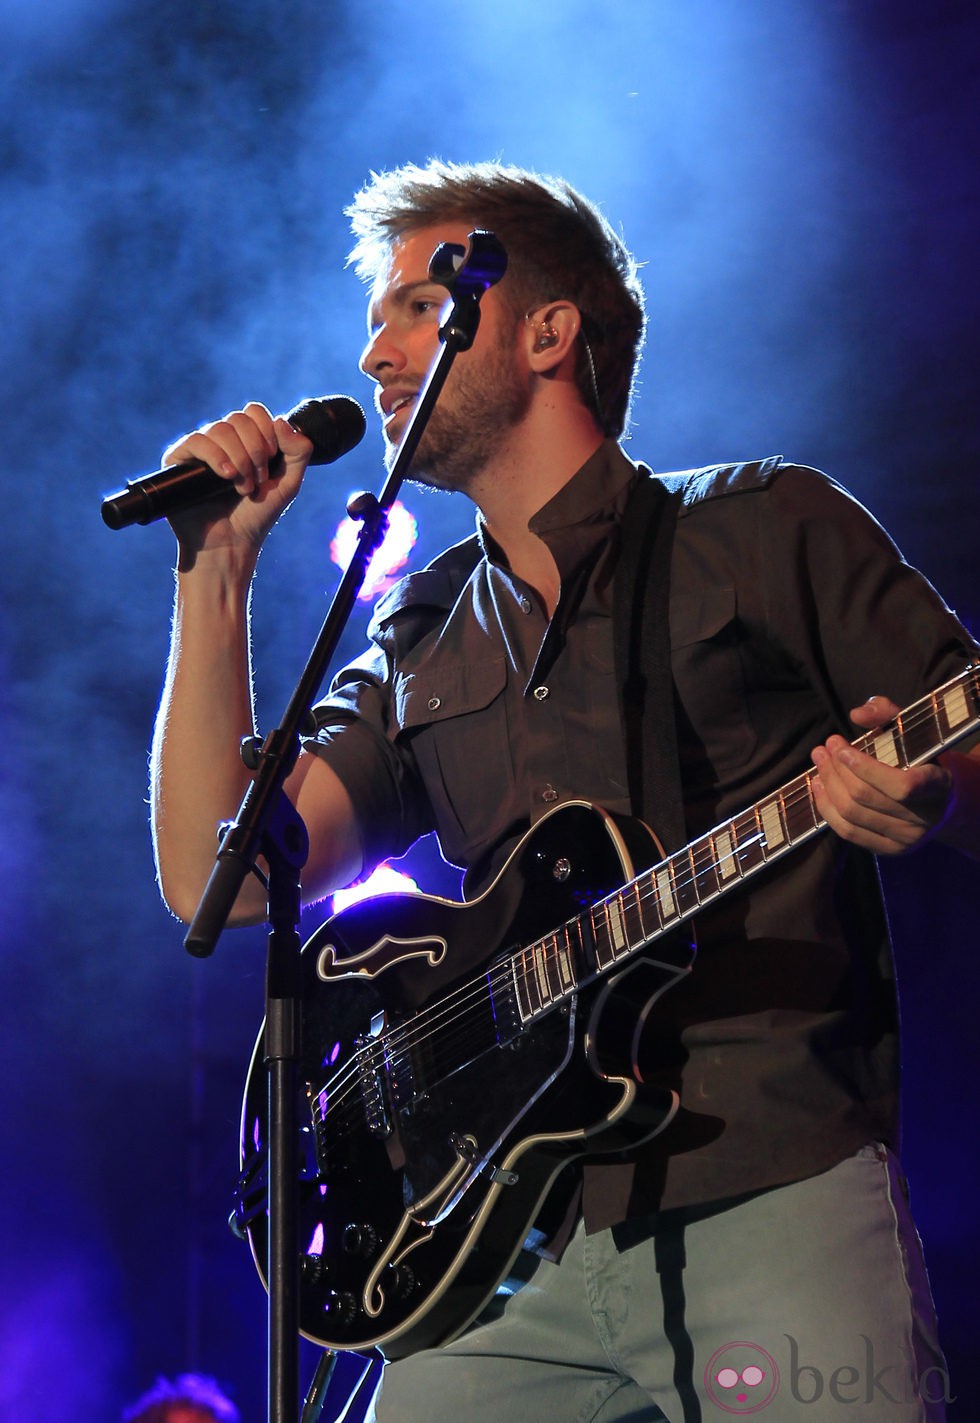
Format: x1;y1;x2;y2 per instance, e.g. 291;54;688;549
385;1262;416;1299
323;1289;358;1325
300;1253;330;1287
342;1222;378;1258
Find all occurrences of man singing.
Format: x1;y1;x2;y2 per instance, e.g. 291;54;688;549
151;160;979;1421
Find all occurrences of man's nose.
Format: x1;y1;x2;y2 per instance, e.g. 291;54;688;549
359;326;405;379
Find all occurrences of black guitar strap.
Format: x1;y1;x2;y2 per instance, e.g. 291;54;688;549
613;468;688;853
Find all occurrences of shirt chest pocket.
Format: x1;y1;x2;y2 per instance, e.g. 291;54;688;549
392;657;515;863
669;587;757;775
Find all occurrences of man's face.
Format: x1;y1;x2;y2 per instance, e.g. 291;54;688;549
359;224;530;492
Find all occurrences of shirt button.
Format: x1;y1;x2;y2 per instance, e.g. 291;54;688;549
519;596;532;615
533;685;550;702
427;696;442;711
541;785;559;803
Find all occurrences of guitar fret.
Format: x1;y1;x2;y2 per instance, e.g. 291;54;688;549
902;701;939;764
688;842;708;902
527;946;544;1015
624;879;650;945
733;810;767;873
784;776;819;840
510;955;526;1020
674;847;701;916
503;666;980;1030
519;928;581;1017
563;923;584;989
592;905;618;971
515;947;540;1020
534;941;553;1004
689;840;713;904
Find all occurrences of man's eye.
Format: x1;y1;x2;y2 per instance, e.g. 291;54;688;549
411;299;437;316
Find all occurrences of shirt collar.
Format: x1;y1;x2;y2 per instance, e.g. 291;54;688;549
528;439;639;535
476;439;640;567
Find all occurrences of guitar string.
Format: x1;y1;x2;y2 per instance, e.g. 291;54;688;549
311;954;530;1136
317;765;970;1138
333;769;815;1091
314;685;972;1129
313;802;761;1135
312;680;975;1135
309;917;603;1134
314;722;938;1132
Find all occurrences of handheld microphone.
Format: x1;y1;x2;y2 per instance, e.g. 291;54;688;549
101;395;367;530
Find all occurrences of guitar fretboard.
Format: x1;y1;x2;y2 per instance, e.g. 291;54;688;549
512;665;980;1023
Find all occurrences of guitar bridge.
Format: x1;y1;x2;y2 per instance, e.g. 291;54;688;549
355;1031;394;1137
350;1011;416;1134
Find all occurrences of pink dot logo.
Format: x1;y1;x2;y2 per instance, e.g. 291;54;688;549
704;1341;780;1414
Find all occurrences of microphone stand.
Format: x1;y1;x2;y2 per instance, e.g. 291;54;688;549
183;231;507;1423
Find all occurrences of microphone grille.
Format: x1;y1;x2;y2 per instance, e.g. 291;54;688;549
288;395;367;465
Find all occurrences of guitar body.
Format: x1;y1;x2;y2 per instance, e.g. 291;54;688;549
239;802;694;1358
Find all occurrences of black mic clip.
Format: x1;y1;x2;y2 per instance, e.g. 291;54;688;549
429;230;508;351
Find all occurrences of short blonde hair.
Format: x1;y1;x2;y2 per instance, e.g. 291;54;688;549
346;159;646;437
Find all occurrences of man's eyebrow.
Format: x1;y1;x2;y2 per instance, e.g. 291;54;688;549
368;278;448;330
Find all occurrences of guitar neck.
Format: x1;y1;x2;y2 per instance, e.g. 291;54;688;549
512;664;980;1022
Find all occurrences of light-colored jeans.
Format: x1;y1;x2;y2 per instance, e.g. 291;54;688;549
369;1145;949;1422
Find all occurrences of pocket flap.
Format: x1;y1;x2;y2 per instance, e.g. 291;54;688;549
670;588;737;649
393;658;508;730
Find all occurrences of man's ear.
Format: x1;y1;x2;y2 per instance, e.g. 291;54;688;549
524;301;582;370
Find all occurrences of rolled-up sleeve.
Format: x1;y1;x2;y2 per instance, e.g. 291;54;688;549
304;644;435;873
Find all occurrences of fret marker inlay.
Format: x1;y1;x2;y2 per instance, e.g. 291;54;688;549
715;829;738;880
761;801;783;850
656;868;675;919
945;685;969;727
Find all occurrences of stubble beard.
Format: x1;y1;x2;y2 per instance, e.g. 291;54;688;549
384;330;531;495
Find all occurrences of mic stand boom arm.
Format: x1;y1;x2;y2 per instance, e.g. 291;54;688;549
182;232;507;1423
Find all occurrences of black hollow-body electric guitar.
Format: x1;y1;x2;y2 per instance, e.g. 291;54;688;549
237;666;979;1359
